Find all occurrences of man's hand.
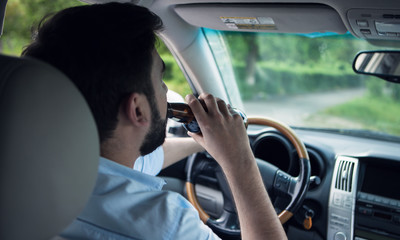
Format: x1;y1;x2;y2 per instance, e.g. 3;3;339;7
185;93;287;240
185;93;253;171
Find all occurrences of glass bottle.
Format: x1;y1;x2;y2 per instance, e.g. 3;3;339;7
167;101;248;133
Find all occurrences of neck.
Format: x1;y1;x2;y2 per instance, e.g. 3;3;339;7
100;136;141;168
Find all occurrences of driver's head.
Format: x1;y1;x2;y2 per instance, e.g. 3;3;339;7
23;3;167;154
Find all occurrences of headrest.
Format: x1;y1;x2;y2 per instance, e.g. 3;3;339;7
0;54;99;239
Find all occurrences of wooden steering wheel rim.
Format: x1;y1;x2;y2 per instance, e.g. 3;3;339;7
186;116;310;225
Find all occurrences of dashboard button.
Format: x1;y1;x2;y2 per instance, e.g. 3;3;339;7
331;220;345;227
358;192;367;200
383;14;394;18
331;214;339;220
344;202;352;208
358;207;372;216
335;232;347;240
374;197;382;203
356;20;369;27
360;29;371;34
334;193;343;206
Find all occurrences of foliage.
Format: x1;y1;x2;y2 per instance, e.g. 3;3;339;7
1;0;192;98
217;30;400;136
221;31;400;102
234;61;361;100
324;95;400;135
157;52;192;97
366;77;400;101
1;0;86;55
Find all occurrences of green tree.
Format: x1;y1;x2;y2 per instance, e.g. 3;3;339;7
1;1;191;97
1;0;85;55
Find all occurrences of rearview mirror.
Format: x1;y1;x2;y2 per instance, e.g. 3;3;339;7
353;51;400;84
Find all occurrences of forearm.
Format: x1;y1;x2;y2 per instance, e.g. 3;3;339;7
221;153;287;240
162;137;204;169
185;93;287;239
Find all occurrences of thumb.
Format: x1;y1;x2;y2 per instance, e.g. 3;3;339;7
187;131;205;147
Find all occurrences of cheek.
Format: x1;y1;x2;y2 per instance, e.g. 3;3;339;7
157;88;168;118
162;82;168;92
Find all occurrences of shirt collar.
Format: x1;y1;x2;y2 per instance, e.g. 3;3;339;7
98;156;166;190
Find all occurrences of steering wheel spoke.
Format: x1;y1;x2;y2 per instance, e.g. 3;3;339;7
207;210;241;235
273;170;297;198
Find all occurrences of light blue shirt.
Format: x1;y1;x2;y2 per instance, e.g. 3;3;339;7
133;146;164;176
61;156;220;240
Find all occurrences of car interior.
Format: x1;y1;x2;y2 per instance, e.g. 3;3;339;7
1;0;400;239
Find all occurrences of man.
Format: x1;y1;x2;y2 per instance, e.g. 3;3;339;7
23;3;287;239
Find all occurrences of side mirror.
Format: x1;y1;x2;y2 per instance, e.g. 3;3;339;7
353;51;400;84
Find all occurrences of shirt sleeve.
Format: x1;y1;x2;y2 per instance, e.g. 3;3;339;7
133;146;164;176
168;195;222;240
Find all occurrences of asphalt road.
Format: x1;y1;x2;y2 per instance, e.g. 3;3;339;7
243;88;366;127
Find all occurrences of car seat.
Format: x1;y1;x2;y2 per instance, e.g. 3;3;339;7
0;54;99;239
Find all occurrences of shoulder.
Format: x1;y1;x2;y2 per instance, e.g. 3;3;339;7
64;182;218;240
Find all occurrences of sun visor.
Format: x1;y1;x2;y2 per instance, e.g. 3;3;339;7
174;4;347;34
79;0;153;7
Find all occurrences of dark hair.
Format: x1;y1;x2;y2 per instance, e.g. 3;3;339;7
22;3;164;142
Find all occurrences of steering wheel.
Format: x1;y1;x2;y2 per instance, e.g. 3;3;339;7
185;117;311;237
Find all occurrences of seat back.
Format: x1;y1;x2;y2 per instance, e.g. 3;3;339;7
0;54;99;239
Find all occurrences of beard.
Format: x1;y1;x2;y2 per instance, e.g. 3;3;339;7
139;98;168;156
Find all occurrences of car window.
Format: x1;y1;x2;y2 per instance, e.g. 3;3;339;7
204;29;400;140
156;39;192;97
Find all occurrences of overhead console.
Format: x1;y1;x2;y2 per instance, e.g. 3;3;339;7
174;3;347;34
348;9;400;40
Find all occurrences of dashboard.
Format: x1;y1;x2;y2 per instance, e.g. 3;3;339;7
160;124;400;240
354;159;400;240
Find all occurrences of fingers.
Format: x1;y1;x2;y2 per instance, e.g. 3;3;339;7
185;94;250;169
185;93;242;139
217;98;230;117
185;94;207;124
198;93;218;112
186;93;230;117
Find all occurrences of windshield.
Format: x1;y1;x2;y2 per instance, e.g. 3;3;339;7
204;29;400;140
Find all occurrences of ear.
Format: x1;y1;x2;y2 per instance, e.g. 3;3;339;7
125;93;151;127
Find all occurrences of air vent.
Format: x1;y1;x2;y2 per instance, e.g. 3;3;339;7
335;159;355;192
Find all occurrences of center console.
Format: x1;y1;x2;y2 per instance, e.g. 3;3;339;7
327;156;359;240
354;161;400;240
327;156;400;240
